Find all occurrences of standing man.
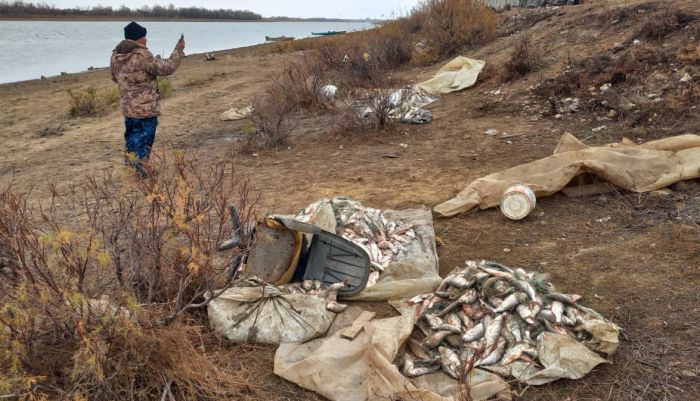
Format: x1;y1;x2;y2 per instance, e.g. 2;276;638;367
110;22;185;175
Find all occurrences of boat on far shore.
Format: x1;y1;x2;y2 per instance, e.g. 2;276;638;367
311;31;346;36
265;35;295;42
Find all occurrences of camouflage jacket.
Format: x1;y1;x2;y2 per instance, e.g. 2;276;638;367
110;40;184;118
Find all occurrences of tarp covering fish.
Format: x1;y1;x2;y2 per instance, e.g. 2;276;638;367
418;56;485;95
207;279;337;344
435;133;700;216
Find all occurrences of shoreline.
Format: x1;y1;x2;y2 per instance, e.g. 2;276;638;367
0;16;375;23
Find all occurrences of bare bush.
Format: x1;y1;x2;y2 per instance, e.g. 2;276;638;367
500;37;536;82
67;85;102;116
0;151;257;400
246;88;296;151
275;52;332;110
638;10;696;41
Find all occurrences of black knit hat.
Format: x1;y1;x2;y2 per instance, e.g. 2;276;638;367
124;22;147;41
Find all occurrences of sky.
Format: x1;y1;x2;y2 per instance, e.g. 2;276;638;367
44;0;424;19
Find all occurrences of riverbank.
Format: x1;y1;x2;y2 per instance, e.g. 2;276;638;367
1;1;699;400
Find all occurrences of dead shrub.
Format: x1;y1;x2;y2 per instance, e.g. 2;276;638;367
246;88;296;151
334;68;407;135
0;151;256;400
411;0;498;62
38;118;65;137
67;85;102;116
276;52;332;110
317;25;412;88
638;10;696;41
500;37;536;82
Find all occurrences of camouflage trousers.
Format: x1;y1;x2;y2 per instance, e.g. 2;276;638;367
124;116;158;174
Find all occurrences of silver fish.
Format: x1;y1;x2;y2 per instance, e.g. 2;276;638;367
422;330;452;349
402;353;440;378
435;323;462;334
407;338;432;360
545;292;583;305
475;337;507;367
437;289;478;317
499;342;538;366
537;309;556;323
511;279;538;303
477;265;514;279
492;292;528;313
516;304;538;325
461;322;486;343
484;314;506;351
445;275;475;289
424;314;444;330
444;313;463;328
438;346;461;379
551;301;564;324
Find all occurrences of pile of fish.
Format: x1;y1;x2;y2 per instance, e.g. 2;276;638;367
295;196;417;287
401;260;612;379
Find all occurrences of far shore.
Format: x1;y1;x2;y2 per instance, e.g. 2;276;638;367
0;15;376;23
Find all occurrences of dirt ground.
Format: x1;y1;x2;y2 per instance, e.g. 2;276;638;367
1;0;699;400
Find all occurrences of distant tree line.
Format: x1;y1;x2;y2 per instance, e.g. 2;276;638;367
0;1;262;20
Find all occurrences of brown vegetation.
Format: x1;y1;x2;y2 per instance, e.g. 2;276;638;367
0;151;256;400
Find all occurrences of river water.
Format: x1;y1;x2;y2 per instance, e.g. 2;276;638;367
0;20;373;84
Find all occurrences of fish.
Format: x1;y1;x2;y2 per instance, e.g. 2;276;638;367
484;314;506;351
438;346;462;379
462;303;485;320
511;279;539;303
458;312;474;330
565;306;584;326
499;342;539;366
516;304;538;326
407;338;432;360
545;292;583;305
424;314;444;330
422;330;452;349
435;323;462;334
475;337;507;367
551;301;564;324
408;293;432;305
444;313;462;328
444;275;475;289
437;289;478;317
402;353;440;378
492;292;528;313
461;321;486;343
326;301;348;313
477;265;514;279
537;309;556;323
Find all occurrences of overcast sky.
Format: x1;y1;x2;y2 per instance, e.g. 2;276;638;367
45;0;424;19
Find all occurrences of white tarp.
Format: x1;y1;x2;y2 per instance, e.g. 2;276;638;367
435;133;700;216
418;56;485;95
207;281;336;344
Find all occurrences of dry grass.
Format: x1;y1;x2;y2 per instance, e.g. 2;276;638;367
67;85;102;116
0;151;257;400
408;0;498;63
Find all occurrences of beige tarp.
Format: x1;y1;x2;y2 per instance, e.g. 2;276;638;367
418;56;485;95
435;133;700;216
274;306;510;401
